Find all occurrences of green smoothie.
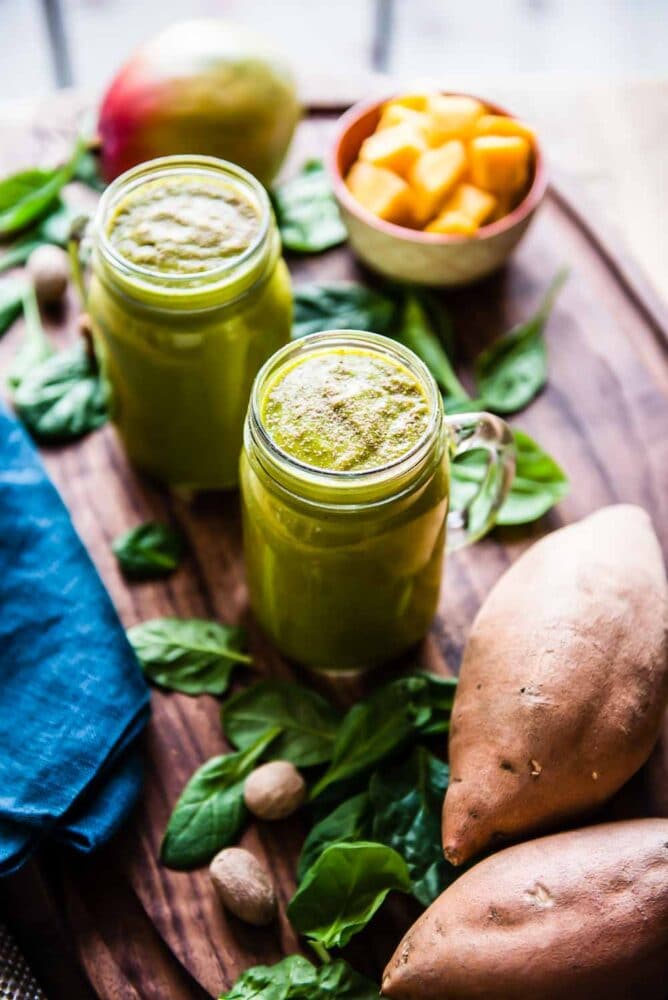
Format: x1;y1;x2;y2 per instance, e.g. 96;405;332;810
90;156;292;491
241;332;449;673
261;347;431;472
107;175;261;274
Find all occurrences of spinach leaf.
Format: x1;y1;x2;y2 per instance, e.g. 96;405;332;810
495;428;569;524
297;792;372;881
127;617;251;696
272;160;346;254
0;202;85;273
292;283;395;340
310;680;418;799
451;428;569;526
287;841;410;949
222;955;316;1000
311;674;453;799
112;522;184;581
161;728;279;869
7;283;54;389
221;955;378;1000
394;292;468;402
370;748;456;906
443;395;489;414
412;287;455;357
474;269;568;414
314;959;378;999
412;672;458;736
12;338;108;442
74;150;106;192
223;680;341;767
0;277;28;336
0;138;84;238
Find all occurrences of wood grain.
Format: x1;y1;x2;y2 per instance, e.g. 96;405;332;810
0;104;667;999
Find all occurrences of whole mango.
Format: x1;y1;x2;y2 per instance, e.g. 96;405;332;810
98;20;301;185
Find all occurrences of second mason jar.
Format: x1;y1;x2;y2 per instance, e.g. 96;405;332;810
241;331;515;673
89;155;292;490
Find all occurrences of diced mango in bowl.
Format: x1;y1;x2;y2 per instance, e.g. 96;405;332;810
346;161;413;225
443;183;497;226
409;141;468;225
345;93;535;235
377;104;429;134
474;114;535;143
359;123;427;176
469;136;530;194
426;210;477;236
427;95;484;143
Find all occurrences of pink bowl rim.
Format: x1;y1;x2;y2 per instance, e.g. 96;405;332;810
329;91;548;245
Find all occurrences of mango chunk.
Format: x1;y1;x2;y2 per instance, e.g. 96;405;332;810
377;104;431;138
425;210;478;236
386;93;429;112
470;136;530;194
408;140;468;225
427;95;484;144
443;183;497;226
488;191;517;222
474;114;535;144
359;123;427;176
346;161;413;225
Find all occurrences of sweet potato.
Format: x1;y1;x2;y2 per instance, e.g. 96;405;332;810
382;819;668;1000
443;505;668;865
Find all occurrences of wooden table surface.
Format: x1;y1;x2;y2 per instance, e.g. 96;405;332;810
0;94;668;999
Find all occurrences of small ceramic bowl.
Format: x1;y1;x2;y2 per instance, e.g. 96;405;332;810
330;92;547;287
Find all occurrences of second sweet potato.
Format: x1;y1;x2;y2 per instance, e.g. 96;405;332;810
382;819;668;1000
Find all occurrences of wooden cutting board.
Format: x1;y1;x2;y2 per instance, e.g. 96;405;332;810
1;102;668;1000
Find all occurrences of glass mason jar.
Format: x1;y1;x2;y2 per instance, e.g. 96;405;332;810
88;155;292;491
241;331;515;673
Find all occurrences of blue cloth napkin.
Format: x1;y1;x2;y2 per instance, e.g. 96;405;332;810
0;404;150;875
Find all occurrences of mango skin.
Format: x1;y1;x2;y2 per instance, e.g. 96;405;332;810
382;819;668;1000
98;20;301;185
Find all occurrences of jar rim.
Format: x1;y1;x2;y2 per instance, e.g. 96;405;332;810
94;155;272;297
247;330;444;503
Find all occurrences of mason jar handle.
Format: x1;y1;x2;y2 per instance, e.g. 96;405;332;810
445;412;515;551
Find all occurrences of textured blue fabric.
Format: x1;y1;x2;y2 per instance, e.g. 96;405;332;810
55;740;145;852
0;404;150;875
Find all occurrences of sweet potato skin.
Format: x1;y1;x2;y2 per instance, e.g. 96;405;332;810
382;819;668;1000
443;505;668;865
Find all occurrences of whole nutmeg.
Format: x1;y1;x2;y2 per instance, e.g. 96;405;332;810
209;847;276;927
27;245;70;304
244;760;306;820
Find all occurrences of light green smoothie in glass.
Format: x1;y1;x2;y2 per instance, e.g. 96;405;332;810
241;333;448;672
89;156;292;491
241;331;515;674
261;346;432;471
